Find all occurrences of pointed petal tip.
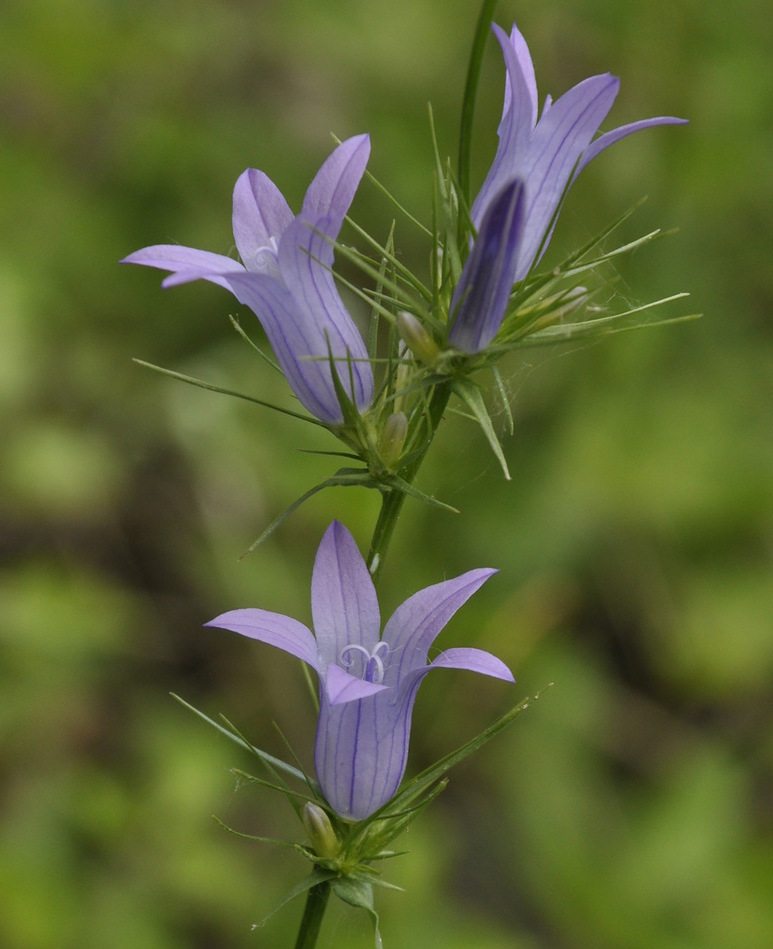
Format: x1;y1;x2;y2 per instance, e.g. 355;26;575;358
430;646;515;682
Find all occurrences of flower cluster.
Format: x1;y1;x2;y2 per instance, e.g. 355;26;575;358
124;22;685;448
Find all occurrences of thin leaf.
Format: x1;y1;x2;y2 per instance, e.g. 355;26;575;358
170;693;313;788
385;472;460;513
228;315;282;372
452;378;510;480
252;869;337;931
491;364;514;435
133;359;322;426
213;815;309;850
521;295;697;346
240;468;373;557
385;689;548;815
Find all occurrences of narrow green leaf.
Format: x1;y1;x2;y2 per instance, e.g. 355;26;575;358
228;315;281;371
170;693;315;788
213;814;309;850
252;869;336;931
240;468;373;557
385;472;460;513
491;364;513;435
132;359;322;426
384;689;548;815
452;378;510;480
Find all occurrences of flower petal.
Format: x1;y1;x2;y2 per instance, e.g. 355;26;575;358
311;521;380;669
497;23;538;148
232;168;293;270
470;23;540;231
301;134;371;237
325;662;389;705
120;244;244;288
427;646;515;681
277;213;374;411
381;567;498;687
574;115;689;178
315;689;411;820
471;21;687;286
223;235;372;424
222;270;338;421
512;73;620;278
315;642;513;820
505;24;539;125
449;179;525;353
204;608;320;670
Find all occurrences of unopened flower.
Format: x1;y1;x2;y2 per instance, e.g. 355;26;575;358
206;520;514;821
472;22;687;287
122;136;374;424
396;311;440;365
449;179;526;353
302;802;339;860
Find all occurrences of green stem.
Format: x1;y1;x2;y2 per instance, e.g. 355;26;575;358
294;881;331;949
458;0;500;207
367;382;453;585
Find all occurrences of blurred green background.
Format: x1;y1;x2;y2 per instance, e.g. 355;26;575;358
2;0;772;946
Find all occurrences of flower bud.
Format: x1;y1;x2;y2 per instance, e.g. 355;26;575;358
396;311;440;365
377;412;408;468
302;802;339;860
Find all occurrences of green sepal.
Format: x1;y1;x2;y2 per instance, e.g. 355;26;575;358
132;359;323;426
213;814;313;853
381;471;459;514
515;294;698;348
170;693;320;793
252;868;337;931
240;467;374;557
498;202;691;346
227;314;282;370
331;877;383;949
491;364;514;436
379;690;546;824
451;377;510;480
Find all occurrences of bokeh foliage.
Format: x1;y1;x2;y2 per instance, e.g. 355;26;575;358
1;0;772;946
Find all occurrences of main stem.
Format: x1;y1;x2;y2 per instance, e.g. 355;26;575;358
367;381;453;585
294;880;331;949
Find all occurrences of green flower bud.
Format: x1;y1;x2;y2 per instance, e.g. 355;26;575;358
378;411;408;468
396;311;440;365
302;802;339;860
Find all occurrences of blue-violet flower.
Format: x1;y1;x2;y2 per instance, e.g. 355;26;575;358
122;136;374;424
450;22;687;354
206;520;514;821
476;23;688;280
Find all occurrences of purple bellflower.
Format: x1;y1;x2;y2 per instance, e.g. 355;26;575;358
449;22;687;354
206;520;514;821
122;136;374;425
